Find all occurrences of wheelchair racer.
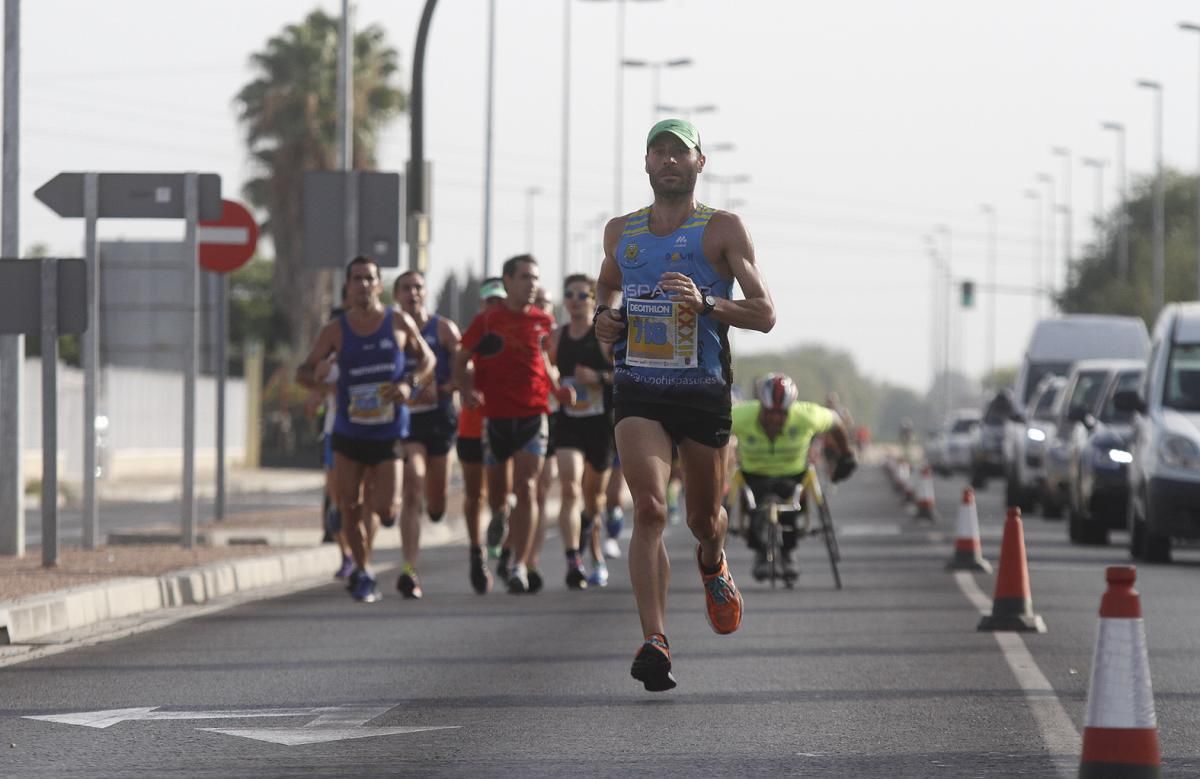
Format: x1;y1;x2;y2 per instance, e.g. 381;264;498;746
730;373;858;581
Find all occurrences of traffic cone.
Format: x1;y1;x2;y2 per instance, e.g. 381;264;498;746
945;488;992;573
977;507;1046;632
1079;566;1160;778
913;466;938;521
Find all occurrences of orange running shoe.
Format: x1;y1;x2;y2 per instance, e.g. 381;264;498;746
698;546;743;634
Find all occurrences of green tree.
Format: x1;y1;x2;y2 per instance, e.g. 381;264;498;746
1061;168;1199;325
234;9;406;353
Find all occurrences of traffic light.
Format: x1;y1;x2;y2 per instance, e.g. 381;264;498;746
960;280;975;308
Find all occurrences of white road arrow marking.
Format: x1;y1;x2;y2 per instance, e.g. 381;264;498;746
24;704;459;746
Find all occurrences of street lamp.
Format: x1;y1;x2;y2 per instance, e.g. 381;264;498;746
524;186;543;254
1036;172;1056;311
934;224;953;412
1101;120;1129;281
1024;188;1044;319
1081;157;1106;240
706;172;750;209
1181;22;1200;298
622;57;692;120
980;204;997;378
1137;78;1165;315
656;102;718;119
1051;146;1073;298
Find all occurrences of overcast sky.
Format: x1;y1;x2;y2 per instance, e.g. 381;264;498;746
11;0;1200;392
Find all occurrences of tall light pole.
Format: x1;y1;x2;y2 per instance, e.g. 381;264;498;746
1102;121;1129;281
1138;79;1166;315
481;0;496;276
1051;146;1073;299
1181;22;1200;299
980;204;997;378
622;57;692;121
935;224;953;413
925;234;943;402
559;0;571;294
524;186;543;254
1081;157;1106;243
1;0;22;556
1036;172;1056;311
1024;188;1044;319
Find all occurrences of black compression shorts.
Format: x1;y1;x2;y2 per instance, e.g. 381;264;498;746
614;401;731;449
553;412;614;473
403;406;458;457
331;432;403;467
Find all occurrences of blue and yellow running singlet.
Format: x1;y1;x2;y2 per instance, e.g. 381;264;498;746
613;204;733;412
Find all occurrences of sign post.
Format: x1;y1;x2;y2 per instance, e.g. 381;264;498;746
198;199;258;521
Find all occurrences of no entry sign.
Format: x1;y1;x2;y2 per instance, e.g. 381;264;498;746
199;200;258;273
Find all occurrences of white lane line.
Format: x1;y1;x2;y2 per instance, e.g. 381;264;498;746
953;571;1080;778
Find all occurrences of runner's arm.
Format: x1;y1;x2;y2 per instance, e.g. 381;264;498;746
706;211;775;333
396;310;436;392
437;316;463;394
295;321;340;390
594;217;626;345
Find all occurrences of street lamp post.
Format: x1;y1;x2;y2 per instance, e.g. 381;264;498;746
622;57;692;120
1101;121;1129;281
980;204;997;378
560;0;571;294
1081;157;1106;242
1051;146;1073;299
525;186;543;254
1036;172;1056;311
935;224;953;413
1181;22;1200;298
1024;188;1043;319
481;0;496;276
1138;79;1166;315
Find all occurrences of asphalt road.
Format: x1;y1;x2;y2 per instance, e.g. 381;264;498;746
2;465;1197;778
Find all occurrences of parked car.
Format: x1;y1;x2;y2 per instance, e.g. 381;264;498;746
971;390;1014;489
1012;375;1067;511
1065;361;1144;545
1041;360;1116;518
938;409;981;475
1003;315;1151;507
1116;302;1200;562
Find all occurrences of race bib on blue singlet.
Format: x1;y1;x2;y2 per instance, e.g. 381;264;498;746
348;382;396;425
625;299;697;369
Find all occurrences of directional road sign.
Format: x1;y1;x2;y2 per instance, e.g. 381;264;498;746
34;172;222;220
302;171;403;268
199;200;259;273
0;259;87;335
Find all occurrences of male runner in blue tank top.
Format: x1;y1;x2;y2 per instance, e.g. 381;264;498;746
594;119;776;691
297;256;435;603
393;270;462;599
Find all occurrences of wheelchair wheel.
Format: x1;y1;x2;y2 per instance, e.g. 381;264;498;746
766;504;782;590
810;487;842;590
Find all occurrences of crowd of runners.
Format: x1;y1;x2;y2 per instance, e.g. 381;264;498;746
295;118;858;692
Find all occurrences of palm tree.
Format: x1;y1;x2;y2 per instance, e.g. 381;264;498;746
235;9;406;352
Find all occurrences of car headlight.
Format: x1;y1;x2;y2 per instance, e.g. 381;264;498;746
1159;434;1200;470
1106;448;1133;464
1026;428;1046;442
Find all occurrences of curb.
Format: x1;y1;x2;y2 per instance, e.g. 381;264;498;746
0;546;342;645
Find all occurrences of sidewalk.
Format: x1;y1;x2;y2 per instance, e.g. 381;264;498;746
1;466;469;649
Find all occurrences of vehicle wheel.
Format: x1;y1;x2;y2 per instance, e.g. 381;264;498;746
1070;506;1109;545
1067;507;1085;543
1004;473;1021;509
1041;486;1063;519
1129;500;1171;562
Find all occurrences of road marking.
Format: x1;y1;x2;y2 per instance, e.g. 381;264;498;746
953;572;1080;778
24;704;458;746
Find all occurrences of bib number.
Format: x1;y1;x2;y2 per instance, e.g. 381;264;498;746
625;299;697;369
561;377;605;418
348;382;395;426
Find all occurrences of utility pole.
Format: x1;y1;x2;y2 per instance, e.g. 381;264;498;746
0;0;22;557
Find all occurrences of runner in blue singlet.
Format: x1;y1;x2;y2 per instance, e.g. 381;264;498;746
594;118;777;692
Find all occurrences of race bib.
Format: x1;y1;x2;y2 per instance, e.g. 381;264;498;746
562;377;605;418
348;382;395;425
625;299;697;369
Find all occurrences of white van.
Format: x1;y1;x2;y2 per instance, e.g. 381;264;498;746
1004;315;1150;507
1117;302;1200;562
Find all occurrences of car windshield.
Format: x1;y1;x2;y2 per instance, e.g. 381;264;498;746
950;419;978;434
1023;362;1071;405
1032;384;1061;421
1164;343;1200;412
1100;370;1143;423
1066;370;1109;418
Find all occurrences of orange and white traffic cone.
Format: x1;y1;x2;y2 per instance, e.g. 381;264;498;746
945;488;992;573
977;507;1046;632
1079;566;1160;778
913;466;938;521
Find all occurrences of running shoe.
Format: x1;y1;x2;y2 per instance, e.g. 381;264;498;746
351;570;381;603
507;564;529;594
486;509;507;551
565;554;588;590
602;537;622;560
698;546;743;635
526;568;544;594
605;506;624;540
334;554;354;580
470;548;493;595
346;567;362;591
587;560;609;588
630;634;676;692
397;566;423;599
496;547;513;581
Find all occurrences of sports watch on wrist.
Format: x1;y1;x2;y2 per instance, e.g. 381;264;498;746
701;294;717;316
592;305;611;325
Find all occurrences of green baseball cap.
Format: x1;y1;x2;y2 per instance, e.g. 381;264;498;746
646;118;701;151
479;278;506;301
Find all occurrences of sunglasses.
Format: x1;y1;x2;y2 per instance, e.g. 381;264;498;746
563;290;593;301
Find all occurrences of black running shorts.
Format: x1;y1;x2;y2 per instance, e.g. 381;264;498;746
553;413;615;473
331;432;403;467
403;406;458;457
483;415;548;464
614;401;731;449
456;437;484;465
